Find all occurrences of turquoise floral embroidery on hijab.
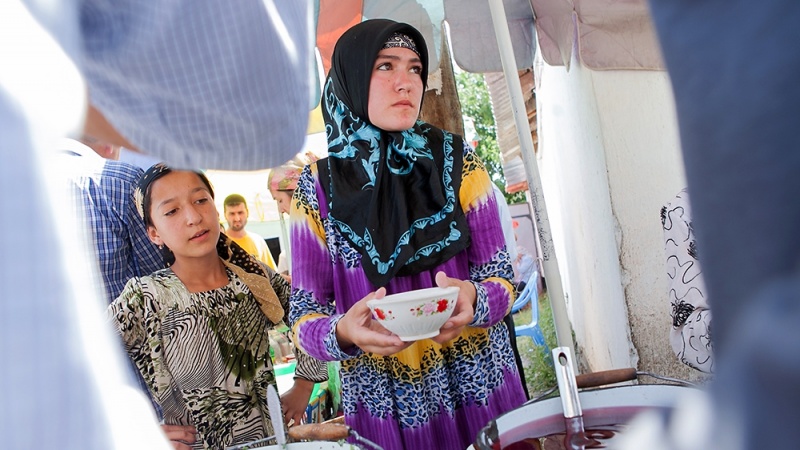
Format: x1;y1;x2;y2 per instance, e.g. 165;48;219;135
386;129;433;176
318;20;471;286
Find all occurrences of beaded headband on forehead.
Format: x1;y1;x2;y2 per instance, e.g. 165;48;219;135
382;32;420;58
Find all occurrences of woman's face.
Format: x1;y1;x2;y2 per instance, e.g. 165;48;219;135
146;171;220;260
270;188;294;215
367;46;424;131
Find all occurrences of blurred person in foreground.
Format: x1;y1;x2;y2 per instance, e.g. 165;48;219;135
1;1;311;448
617;1;800;449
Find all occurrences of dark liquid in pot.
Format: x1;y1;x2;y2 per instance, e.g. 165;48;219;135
491;406;655;450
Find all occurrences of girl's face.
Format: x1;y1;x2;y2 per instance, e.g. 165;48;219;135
367;46;424;131
146;171;219;260
270;188;294;215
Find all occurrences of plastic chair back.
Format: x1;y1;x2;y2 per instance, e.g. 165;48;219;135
511;270;548;350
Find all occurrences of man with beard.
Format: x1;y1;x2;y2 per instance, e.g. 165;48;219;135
223;194;276;270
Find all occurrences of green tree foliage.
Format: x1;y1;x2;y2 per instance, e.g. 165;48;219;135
455;71;525;204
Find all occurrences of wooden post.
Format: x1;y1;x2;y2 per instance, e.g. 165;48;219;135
419;35;464;137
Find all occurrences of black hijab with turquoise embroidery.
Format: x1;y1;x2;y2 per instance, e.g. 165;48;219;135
317;19;470;287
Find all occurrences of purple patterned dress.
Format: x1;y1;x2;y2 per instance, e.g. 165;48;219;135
289;145;526;450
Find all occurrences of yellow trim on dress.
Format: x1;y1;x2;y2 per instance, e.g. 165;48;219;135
292;313;329;353
460;153;494;212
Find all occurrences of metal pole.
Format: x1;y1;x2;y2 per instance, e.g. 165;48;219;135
487;0;576;364
279;213;291;273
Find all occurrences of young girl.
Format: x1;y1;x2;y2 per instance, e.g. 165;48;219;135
108;164;326;449
289;19;526;450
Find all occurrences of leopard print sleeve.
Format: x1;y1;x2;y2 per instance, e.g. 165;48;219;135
265;266;328;382
460;143;516;328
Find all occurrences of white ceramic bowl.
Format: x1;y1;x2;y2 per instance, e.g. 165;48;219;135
367;286;459;341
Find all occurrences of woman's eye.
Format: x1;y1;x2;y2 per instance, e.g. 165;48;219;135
410;66;422;74
164;209;177;216
196;198;209;205
376;62;391;71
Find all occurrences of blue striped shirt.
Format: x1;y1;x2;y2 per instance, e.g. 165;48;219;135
4;1;311;447
79;0;311;171
62;142;163;303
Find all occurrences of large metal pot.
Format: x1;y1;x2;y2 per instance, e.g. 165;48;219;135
257;442;363;450
258;443;359;450
473;384;690;449
472;350;696;450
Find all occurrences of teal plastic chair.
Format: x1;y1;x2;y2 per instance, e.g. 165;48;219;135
511;270;548;350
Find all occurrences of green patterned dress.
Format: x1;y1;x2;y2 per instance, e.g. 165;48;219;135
109;265;324;449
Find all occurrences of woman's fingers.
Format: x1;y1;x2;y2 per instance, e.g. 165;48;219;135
340;281;486;352
336;288;392;349
354;287;411;353
433;304;472;344
347;287;387;324
445;304;473;329
161;424;196;450
432;271;475;344
435;270;450;288
281;379;314;426
287;409;305;427
352;320;408;354
435;271;476;307
358;330;411;355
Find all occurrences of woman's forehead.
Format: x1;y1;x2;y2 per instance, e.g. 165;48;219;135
151;171;207;197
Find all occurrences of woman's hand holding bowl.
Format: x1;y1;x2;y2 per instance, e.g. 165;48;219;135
431;271;476;344
336;287;411;355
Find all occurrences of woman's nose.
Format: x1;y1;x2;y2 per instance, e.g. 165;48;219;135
395;71;413;92
186;205;203;225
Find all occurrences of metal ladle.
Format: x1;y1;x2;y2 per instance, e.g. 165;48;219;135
553;346;598;450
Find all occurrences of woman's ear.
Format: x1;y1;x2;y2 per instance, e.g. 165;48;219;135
147;226;162;246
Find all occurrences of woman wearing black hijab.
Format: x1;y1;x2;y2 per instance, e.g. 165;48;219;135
289;19;526;449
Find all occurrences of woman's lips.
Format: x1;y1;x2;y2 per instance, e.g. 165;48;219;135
190;229;209;241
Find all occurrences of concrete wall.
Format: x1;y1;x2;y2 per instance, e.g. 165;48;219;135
535;55;635;371
534;54;704;381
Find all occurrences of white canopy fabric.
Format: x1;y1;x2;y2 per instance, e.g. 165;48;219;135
531;0;664;70
314;0;537;75
315;0;662;75
206;131;329;224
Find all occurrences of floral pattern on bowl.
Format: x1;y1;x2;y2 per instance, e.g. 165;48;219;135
366;286;460;341
373;308;395;321
410;299;451;317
